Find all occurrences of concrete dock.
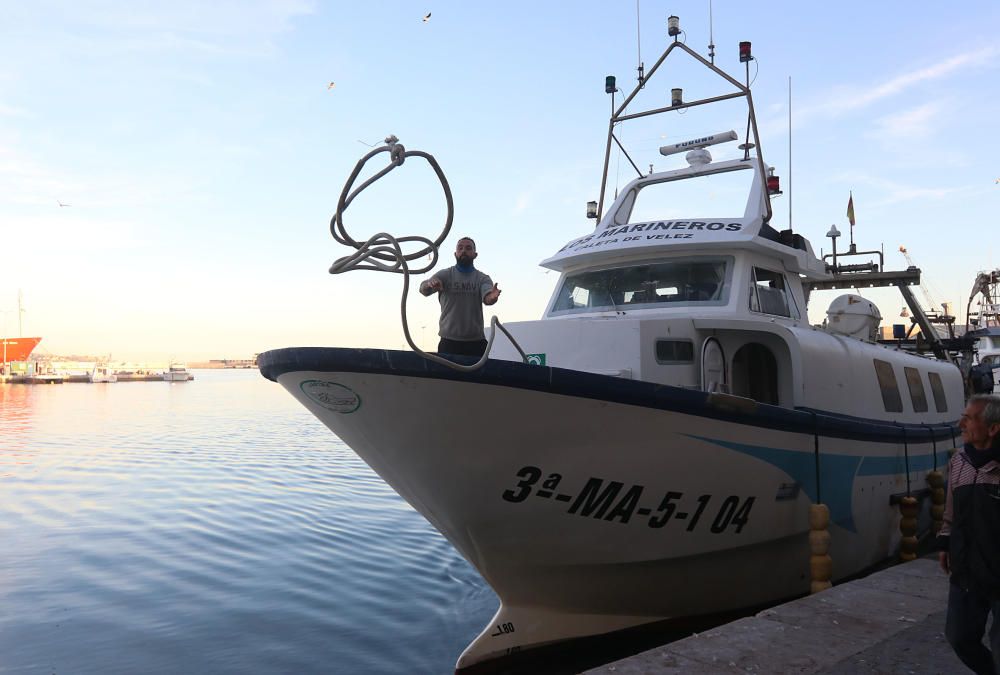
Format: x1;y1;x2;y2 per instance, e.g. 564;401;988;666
585;557;963;674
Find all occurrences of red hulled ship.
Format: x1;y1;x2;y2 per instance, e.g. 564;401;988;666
1;337;42;362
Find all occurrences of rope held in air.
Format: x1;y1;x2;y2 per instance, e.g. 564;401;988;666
328;136;527;371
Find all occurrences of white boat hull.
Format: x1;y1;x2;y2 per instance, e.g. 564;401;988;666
263;348;955;668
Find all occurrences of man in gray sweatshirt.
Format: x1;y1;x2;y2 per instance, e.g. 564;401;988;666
419;237;500;357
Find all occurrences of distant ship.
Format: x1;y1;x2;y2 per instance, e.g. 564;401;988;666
1;336;41;362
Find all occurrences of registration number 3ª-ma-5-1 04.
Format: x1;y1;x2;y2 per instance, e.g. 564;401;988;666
501;465;755;534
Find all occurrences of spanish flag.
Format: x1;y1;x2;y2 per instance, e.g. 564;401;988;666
846;192;856;227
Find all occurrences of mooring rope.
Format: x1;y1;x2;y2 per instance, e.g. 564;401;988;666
328;136;527;371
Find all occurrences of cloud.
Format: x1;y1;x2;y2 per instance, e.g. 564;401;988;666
841;173;967;207
831;46;998;114
513;192;531;215
5;1;318;59
0;102;28;117
763;45;998;135
871;101;945;139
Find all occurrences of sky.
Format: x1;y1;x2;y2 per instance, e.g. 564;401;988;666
1;1;998;361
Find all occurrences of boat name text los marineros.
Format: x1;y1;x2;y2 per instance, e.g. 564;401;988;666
559;220;743;253
501;465;755;534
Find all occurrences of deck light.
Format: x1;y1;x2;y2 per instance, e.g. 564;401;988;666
739;41;752;63
671;88;683;106
586;201;598;219
605;76;617;94
667;16;680;37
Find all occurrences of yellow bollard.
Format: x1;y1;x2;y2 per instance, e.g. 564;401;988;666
809;503;832;593
898;496;920;561
926;471;946;535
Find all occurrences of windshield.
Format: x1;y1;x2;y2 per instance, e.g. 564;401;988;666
550;258;730;314
617;166;755;225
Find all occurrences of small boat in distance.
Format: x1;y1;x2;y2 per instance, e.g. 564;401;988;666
162;364;190;382
90;363;118;383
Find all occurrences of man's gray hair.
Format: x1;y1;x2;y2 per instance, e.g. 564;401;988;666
969;394;1000;426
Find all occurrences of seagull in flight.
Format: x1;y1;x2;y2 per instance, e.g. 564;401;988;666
422;12;431;22
327;82;335;90
57;200;71;208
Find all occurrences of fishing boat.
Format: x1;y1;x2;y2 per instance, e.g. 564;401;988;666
259;19;963;669
89;362;118;383
963;268;1000;391
162;363;190;382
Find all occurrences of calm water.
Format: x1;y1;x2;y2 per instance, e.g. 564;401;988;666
0;370;499;674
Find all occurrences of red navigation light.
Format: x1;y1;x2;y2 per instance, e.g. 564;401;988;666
739;41;752;63
767;174;781;195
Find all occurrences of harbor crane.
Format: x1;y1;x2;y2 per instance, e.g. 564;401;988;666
899;245;944;317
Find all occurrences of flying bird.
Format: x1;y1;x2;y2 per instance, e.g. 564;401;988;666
57;200;70;207
422;12;431;22
327;82;335;90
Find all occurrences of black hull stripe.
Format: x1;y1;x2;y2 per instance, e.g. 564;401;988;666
258;347;959;445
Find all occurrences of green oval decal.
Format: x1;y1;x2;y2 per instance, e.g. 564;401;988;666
300;380;362;414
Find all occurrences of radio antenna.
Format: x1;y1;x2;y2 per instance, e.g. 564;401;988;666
708;0;716;63
788;76;793;232
635;0;644;87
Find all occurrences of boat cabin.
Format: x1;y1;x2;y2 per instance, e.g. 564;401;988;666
492;143;963;423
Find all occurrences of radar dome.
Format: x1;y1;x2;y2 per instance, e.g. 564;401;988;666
826;294;882;341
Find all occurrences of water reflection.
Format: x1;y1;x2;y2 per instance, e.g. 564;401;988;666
0;371;498;674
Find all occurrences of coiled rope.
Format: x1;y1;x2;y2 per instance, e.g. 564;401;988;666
328;135;527;371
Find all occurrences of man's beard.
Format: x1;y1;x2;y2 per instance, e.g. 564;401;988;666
457;254;473;266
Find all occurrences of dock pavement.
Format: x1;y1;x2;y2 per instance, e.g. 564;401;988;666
585;555;966;674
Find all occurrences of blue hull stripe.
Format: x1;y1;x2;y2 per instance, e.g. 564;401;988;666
258;347;959;445
686;434;941;533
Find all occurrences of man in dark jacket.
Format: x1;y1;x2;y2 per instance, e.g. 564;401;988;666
939;394;1000;674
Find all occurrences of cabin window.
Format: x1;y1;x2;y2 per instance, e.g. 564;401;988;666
655;340;694;364
873;359;903;413
550;259;730;314
731;343;779;404
904;367;928;413
927;371;948;412
748;267;797;318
